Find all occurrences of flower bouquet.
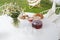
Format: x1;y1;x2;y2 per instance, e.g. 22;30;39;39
2;3;22;27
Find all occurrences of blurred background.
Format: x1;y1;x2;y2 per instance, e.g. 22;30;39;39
0;0;52;13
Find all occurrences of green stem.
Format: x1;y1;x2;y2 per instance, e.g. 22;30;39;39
13;18;19;27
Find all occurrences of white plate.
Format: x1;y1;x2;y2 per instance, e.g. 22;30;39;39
0;13;59;40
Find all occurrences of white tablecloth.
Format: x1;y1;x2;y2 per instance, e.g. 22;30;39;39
0;14;59;40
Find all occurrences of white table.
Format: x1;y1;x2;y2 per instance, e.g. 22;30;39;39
0;14;59;40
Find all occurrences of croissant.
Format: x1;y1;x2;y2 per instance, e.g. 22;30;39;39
34;13;44;19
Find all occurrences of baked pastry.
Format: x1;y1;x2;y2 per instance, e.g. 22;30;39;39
20;15;29;19
33;13;44;19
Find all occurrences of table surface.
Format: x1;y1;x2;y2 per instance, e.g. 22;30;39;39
0;13;59;40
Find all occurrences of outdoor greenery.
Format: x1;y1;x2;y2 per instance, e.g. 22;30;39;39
0;0;52;13
0;0;60;14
